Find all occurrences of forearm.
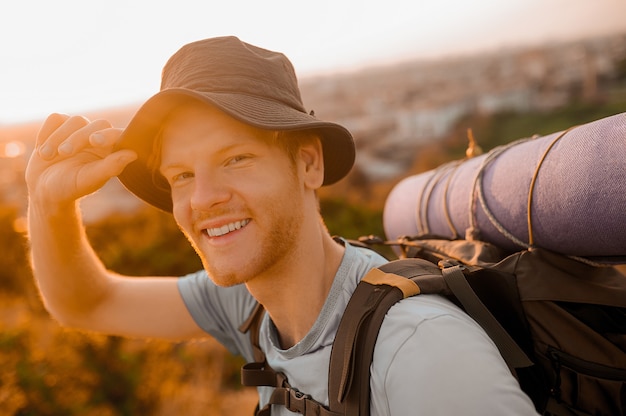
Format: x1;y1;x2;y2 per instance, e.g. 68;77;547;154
22;115;202;339
28;198;113;324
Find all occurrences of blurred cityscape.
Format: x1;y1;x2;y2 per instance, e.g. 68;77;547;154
301;32;626;180
1;31;625;221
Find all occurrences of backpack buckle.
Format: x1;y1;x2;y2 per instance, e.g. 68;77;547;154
286;387;312;414
438;259;466;270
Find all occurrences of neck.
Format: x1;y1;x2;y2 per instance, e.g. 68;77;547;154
245;224;344;349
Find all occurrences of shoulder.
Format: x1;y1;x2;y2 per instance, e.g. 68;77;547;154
178;270;256;322
340;240;388;282
370;295;538;415
177;270;257;358
373;294;488;364
381;293;480;333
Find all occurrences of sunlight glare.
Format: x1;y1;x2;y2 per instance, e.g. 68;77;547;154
1;141;26;158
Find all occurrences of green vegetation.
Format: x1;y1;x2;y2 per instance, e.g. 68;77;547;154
477;100;626;150
320;198;384;241
0;205;251;416
441;98;626;160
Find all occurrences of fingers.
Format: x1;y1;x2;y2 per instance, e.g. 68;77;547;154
89;127;123;148
38;116;113;160
86;150;138;181
66;149;138;200
36;113;69;148
26;114;138;207
38;115;89;159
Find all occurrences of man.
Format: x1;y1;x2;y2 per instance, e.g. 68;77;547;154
26;36;537;415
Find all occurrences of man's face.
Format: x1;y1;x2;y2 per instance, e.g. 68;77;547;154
159;103;308;287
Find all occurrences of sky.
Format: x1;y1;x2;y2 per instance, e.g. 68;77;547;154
1;0;626;125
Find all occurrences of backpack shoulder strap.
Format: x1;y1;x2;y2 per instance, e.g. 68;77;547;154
328;257;533;415
328;259;425;415
239;302;267;363
239;302;343;416
439;260;533;369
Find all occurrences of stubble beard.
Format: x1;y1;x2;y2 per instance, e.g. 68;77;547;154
188;188;305;288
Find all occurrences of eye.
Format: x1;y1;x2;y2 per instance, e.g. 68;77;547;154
225;154;252;166
171;171;194;183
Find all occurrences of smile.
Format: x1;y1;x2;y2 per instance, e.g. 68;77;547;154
205;219;251;237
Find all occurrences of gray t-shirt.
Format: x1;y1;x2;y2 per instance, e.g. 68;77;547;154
178;241;538;415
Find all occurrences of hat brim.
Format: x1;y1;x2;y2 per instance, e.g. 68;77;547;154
117;89;355;212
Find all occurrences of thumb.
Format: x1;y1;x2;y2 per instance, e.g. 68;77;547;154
77;150;138;193
101;149;138;178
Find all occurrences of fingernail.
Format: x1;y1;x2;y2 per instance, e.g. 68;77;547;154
118;152;137;164
91;133;105;146
39;144;54;159
58;142;73;155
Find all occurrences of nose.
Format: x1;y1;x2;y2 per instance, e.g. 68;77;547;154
190;169;231;210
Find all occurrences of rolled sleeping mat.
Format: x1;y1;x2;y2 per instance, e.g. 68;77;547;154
383;112;626;262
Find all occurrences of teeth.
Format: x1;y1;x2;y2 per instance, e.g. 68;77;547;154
206;219;250;237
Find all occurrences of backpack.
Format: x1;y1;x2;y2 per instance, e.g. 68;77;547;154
239;113;626;415
240;235;626;416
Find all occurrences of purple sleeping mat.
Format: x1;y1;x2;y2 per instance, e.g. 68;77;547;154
383;112;626;261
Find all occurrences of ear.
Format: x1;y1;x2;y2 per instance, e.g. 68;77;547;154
298;136;324;190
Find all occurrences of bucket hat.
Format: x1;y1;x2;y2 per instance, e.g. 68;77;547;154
117;36;355;212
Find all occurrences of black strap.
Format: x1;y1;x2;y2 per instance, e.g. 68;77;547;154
328;261;424;415
259;383;344;416
242;363;342;416
239;302;341;416
241;361;282;387
239;302;267;363
440;263;533;369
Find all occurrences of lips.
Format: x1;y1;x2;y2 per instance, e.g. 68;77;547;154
205;218;251;237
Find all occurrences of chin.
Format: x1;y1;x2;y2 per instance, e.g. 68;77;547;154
201;260;250;288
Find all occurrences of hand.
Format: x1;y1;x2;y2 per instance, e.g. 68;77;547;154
25;113;138;210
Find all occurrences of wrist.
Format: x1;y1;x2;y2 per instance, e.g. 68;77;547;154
27;196;81;226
